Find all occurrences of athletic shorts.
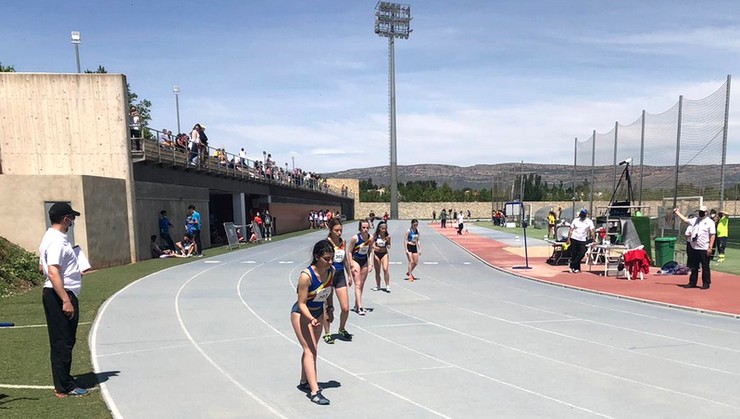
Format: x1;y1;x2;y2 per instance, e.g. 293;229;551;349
333;269;348;288
407;244;418;253
291;302;324;319
354;256;368;268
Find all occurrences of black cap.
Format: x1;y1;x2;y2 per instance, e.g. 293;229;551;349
49;202;81;219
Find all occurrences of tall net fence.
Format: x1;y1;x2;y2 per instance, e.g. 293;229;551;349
573;77;730;216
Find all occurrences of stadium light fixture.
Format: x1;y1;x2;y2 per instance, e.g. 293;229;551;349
375;2;411;220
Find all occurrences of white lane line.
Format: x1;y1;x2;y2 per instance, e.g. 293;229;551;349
0;321;92;330
204;260;221;264
370;322;431;328
396;303;739;410
351;317;614;418
389;261;402;265
239;274;451;418
97;343;191;358
517;319;582;325
423;261;439;265
176;265;287;418
241;261;257;264
278;261;294;264
92;261;193;419
357;365;454;376
463;262;471;265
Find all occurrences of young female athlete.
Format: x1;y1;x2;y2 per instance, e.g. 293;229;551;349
324;218;354;344
291;239;335;405
371;221;392;293
348;219;373;315
404;219;421;282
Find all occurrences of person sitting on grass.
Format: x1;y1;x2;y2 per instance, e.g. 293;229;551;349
151;235;173;258
176;233;197;257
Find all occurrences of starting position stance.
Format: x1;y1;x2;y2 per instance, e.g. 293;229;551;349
291;239;335;405
324;218;354;343
348;219;373;314
371;221;392;292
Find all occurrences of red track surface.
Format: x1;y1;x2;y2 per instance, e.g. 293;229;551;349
432;224;740;317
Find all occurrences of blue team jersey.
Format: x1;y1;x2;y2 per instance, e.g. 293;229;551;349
191;211;201;231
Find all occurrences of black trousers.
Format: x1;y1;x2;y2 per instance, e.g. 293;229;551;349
193;229;203;255
569;239;588;271
688;248;711;287
457;222;464;234
42;288;80;393
441;219;446;228
161;233;175;251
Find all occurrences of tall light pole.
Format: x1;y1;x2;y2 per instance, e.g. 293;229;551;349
291;156;295;171
173;85;181;134
70;31;81;73
375;2;411;220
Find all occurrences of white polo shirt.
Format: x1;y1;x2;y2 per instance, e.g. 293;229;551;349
570;217;595;241
39;228;83;297
690;217;716;251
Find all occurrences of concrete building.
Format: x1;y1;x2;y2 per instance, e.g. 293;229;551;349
0;73;353;268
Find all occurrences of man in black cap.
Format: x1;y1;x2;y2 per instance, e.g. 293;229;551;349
39;202;89;398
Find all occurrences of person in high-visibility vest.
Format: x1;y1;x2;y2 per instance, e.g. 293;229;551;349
716;210;729;263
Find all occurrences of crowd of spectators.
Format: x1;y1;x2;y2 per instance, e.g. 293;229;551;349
132;119;335;194
308;209;341;229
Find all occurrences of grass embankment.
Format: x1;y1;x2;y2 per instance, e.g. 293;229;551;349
472;221;740;275
0;230;312;418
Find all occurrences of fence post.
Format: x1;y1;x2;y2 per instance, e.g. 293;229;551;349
573;137;578;219
590;130;596;216
720;74;731;207
673;96;683;210
613;121;619;193
639;110;646;206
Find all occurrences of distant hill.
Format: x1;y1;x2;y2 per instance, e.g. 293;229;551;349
324;163;740;191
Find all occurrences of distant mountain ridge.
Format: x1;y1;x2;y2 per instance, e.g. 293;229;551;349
324;163;740;191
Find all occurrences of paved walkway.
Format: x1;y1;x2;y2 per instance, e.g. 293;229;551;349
432;223;740;317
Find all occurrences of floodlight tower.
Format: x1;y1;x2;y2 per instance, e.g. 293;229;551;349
70;31;81;73
375;2;411;220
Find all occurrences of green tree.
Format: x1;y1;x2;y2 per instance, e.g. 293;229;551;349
0;62;15;72
86;65;153;138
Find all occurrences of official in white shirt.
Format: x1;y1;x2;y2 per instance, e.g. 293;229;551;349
39;202;89;398
566;209;595;273
686;205;715;289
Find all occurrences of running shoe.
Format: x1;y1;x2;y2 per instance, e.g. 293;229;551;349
358;308;366;316
384;287;391;293
308;391;330;405
323;334;334;344
297;382;322;392
55;387;89;398
338;328;353;340
371;287;380;291
408;274;415;282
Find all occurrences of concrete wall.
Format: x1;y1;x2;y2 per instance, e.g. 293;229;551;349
0;73;131;178
0;73;138;263
134;181;210;258
0;175;131;268
269;202;342;233
83;176;132;267
355;200;739;221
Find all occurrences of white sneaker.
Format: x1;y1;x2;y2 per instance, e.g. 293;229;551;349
371;287;380;291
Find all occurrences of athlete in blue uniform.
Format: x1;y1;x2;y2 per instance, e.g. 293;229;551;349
405;219;421;282
348;219;373;315
324;218;353;343
291;240;335;405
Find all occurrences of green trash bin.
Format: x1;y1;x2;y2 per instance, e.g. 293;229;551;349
654;237;677;267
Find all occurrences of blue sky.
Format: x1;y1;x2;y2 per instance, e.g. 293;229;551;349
3;1;740;173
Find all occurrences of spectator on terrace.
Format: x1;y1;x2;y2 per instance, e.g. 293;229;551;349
129;106;141;150
158;129;174;149
176;133;188;150
188;124;201;166
239;148;247;166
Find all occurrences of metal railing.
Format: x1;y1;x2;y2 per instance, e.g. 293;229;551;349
131;129;351;198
